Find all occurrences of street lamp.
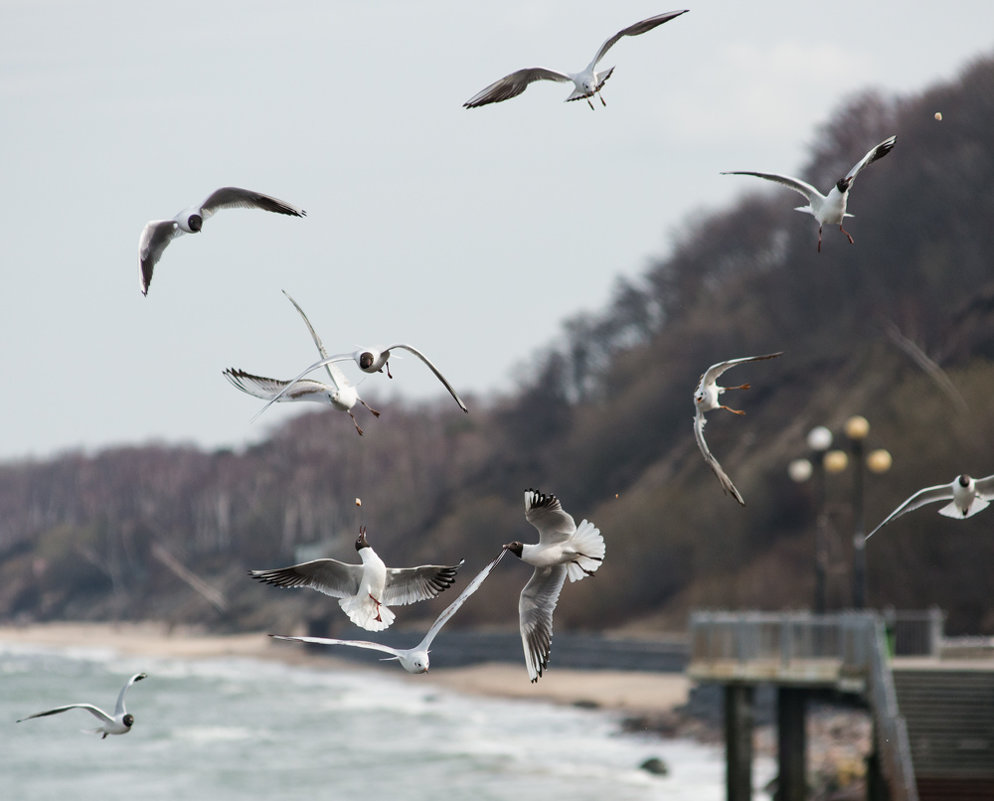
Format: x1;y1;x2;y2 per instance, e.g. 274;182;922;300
792;426;833;614
790;420;891;612
843;416;892;608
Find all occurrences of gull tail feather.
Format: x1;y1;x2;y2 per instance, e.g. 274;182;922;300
566;519;605;583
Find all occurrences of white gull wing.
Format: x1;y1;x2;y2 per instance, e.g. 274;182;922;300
113;672;147;717
413;549;507;653
698;352;783;391
463;67;572;108
199;186;306;221
865;483;957;540
518;563;568;682
974;475;994;499
720;170;824;206
382;344;468;412
250;354;356;419
587;9;689;70
281;290;348;387
270;634;404;660
693;408;745;506
524;489;577;544
17;703;114;725
222;368;331;403
842;135;897;186
250;558;364;598
382;561;464;606
138;219;183;296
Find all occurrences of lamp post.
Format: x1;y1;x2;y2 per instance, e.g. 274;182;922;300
790;418;892;612
805;426;832;614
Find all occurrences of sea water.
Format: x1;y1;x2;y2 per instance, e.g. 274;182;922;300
0;641;772;800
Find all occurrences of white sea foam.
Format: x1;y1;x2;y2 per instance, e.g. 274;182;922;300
1;643;773;801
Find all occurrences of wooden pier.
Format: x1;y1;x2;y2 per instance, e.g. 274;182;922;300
688;611;920;801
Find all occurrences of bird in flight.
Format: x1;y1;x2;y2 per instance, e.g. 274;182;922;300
16;672;147;738
504;489;605;682
138;187;305;295
866;474;994;541
722;136;896;252
251;526;462;632
693;352;783;505
223;291;379;435
270;549;507;674
464;10;688;110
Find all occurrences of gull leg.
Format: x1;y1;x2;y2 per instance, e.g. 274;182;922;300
840;223;855;245
726;383;751;392
587;97;595;110
386;361;393;379
368;593;383;622
360;399;381;418
817;226;823;253
720;405;746;416
349;412;364;436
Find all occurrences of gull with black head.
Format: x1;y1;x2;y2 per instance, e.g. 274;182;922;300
16;672;147;739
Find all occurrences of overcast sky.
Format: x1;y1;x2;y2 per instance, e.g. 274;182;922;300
2;0;992;461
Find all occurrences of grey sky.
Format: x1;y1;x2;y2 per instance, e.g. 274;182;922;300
2;0;992;460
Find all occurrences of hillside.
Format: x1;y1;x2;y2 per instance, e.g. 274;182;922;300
2;55;994;636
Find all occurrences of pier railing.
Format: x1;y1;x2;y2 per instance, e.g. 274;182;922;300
688;611;918;801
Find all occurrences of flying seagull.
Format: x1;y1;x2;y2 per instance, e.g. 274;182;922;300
464;10;688;110
251;526;462;632
866;474;994;541
722;135;896;251
505;489;605;683
16;672;147;738
318;346;469;413
138;187;305;295
270;549;507;673
223;292;379;434
693;352;783;505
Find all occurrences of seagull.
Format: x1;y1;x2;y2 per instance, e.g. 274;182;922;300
16;672;147;738
463;10;688;110
270;549;507;673
866;474;994;541
504;489;605;683
721;135;896;251
327;346;468;413
693;353;783;505
251;526;463;632
223;292;380;435
138;187;305;295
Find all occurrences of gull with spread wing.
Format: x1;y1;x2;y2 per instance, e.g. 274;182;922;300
251;526;462;632
694;352;783;505
270;549;507;674
17;672;147;739
138;187;305;295
327;345;468;413
722;136;896;252
504;489;605;683
464;10;688;110
866;474;994;541
223;291;380;435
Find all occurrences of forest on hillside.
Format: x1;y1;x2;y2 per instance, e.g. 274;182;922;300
2;55;994;636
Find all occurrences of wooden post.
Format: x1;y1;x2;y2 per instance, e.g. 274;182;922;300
777;687;807;801
725;683;754;801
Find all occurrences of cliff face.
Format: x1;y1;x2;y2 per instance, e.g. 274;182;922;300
3;57;994;634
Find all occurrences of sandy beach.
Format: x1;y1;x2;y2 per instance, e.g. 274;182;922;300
0;621;690;716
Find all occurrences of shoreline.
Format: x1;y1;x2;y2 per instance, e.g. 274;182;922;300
0;620;690;717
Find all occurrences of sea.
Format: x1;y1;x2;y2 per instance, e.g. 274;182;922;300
1;640;774;800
